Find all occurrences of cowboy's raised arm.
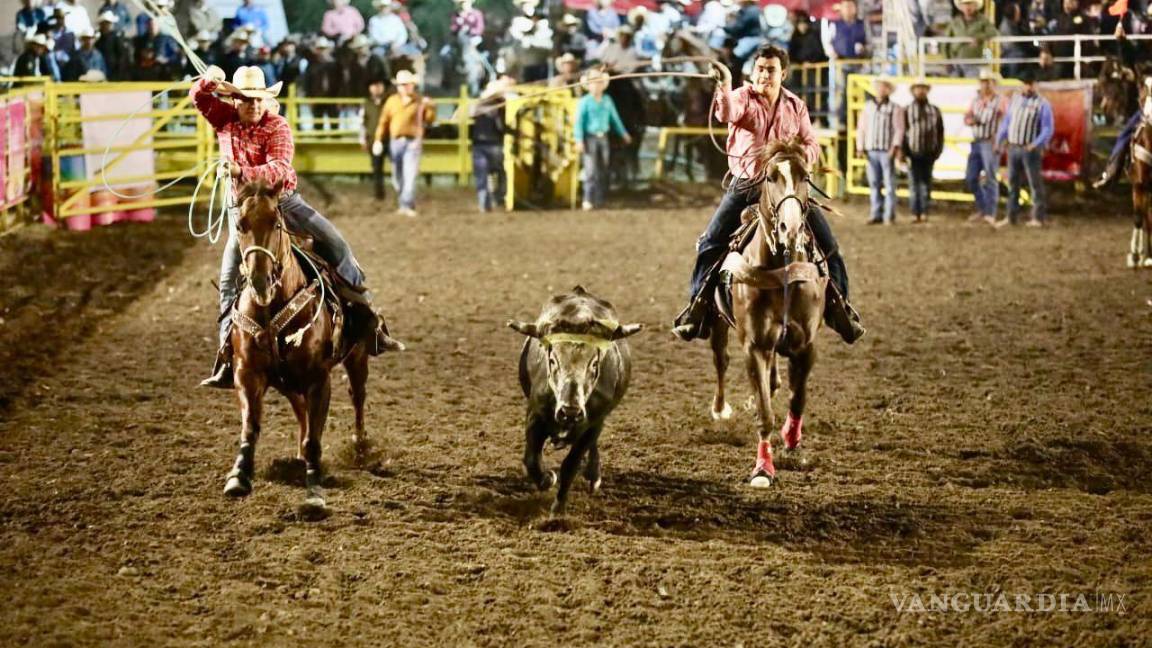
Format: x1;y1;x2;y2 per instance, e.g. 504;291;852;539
237;117;296;186
710;63;747;124
189;66;236;130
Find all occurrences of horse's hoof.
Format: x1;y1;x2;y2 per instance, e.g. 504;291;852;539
223;471;252;498
749;471;775;489
298;498;329;522
711;402;733;421
538;470;557;491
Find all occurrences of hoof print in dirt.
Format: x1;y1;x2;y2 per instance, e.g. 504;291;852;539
509;287;642;516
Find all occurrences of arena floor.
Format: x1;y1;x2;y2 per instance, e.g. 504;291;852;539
1;181;1149;645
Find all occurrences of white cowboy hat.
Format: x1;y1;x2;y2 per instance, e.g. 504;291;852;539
978;67;999;81
561;14;582;26
910;76;931;89
555;51;579;68
953;0;980;6
873;74;895;87
78;69;107;82
393;69;421;86
762;4;788;28
312;36;334;49
97;10;119;23
227;29;250;43
195;30;215;43
153;0;173;7
26;33;49;47
373;0;396;7
348;33;372;50
220;65;283;99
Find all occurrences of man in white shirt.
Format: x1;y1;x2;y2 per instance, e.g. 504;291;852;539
367;0;408;57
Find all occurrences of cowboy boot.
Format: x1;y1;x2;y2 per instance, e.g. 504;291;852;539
1093;153;1124;189
338;286;405;355
825;291;867;345
671;295;712;342
200;336;234;389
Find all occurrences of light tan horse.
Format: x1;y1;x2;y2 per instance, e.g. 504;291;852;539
709;138;828;488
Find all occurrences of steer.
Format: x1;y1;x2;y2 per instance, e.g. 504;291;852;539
507;286;643;516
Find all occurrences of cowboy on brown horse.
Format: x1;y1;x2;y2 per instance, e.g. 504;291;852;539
191;64;399;388
671;45;865;344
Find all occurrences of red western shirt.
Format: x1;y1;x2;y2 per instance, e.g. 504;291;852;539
713;85;821;179
190;78;298;193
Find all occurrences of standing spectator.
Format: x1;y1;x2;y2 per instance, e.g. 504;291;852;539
368;0;409;58
361;78;388;201
219;30;251;81
272;36;304;90
762;4;794;50
593;24;646;71
233;0;269;41
856;75;905;225
788;11;826;65
44;11;76;73
58;0;92;35
696;0;733;49
63;28;108;81
554;14;590;60
823;0;869;61
725;0;764;76
1035;45;1061;80
183;0;222;38
549;52;582;93
130;44;169;81
135;0;171;39
964;68;1005;224
185;30;218;78
346;33;389;96
1048;0;1100;77
587;0;622;47
253;46;276;87
995;70;1053;227
135;11;184;77
509;0;553;82
16;0;47;38
450;0;485;40
96;11;130;80
574;68;632;211
903;78;945;223
304;37;341;130
322;0;365;45
13;33;60;81
945;0;998;78
97;0;131;34
469;76;513;212
372;70;436;217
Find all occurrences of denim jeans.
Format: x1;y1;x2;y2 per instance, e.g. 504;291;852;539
1112;111;1141;160
472;142;506;211
865;150;896;223
907;154;935;216
582;134;610;207
217;191;365;344
687;182;849;301
390;137;422;210
1006;145;1047;224
964;140;999;216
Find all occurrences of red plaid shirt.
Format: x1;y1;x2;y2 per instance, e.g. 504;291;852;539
190;78;297;192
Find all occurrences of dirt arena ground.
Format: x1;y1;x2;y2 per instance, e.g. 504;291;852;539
1;181;1149;646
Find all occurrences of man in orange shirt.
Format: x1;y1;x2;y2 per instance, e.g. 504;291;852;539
372;70;436;217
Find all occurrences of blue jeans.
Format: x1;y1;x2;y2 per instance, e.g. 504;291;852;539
964;140;999;216
1112;111;1142;159
582;134;610;207
1006;145;1047;224
217;191;365;344
907;154;935;217
390;137;422;210
472;142;505;211
687;182;848;301
865;150;896;223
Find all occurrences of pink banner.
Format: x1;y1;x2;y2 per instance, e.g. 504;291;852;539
0;99;7;207
8;98;26;206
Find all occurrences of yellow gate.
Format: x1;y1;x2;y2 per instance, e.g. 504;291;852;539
503;87;580;210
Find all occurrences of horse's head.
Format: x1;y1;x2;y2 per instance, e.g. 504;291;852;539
756;138;812;259
235;179;288;307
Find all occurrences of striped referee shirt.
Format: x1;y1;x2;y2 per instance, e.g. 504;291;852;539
856;98;906;152
904;99;944;158
997;91;1054;149
966;92;1003;142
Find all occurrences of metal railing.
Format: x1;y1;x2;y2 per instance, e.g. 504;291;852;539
918;33;1152;79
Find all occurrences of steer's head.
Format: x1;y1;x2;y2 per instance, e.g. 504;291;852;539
508;318;643;428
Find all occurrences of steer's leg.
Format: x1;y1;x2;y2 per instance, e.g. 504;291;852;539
552;430;597;517
583;427;604;494
523;412;555;491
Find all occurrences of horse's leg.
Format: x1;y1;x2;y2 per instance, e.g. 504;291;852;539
551;426;598;517
224;375;265;497
745;340;777;488
302;378;331;511
286;392;308;461
710;323;732;420
781;344;816;452
1130;187;1145;267
523;412;555;491
343;347;369;453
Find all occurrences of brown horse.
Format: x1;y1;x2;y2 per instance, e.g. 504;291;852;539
1129;95;1152;268
708;139;827;488
222;180;373;514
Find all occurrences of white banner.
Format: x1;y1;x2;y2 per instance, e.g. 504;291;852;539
81;91;155;191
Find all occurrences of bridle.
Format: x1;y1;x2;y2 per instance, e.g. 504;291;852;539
756;154;811;349
239;205;289;296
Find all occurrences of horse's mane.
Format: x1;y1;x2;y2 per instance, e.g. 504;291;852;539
756;138;810;179
236;180;282;203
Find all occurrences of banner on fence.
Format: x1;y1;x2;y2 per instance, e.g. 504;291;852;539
1037;80;1093;182
7;97;27;206
0;99;8;207
80;91;155;190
